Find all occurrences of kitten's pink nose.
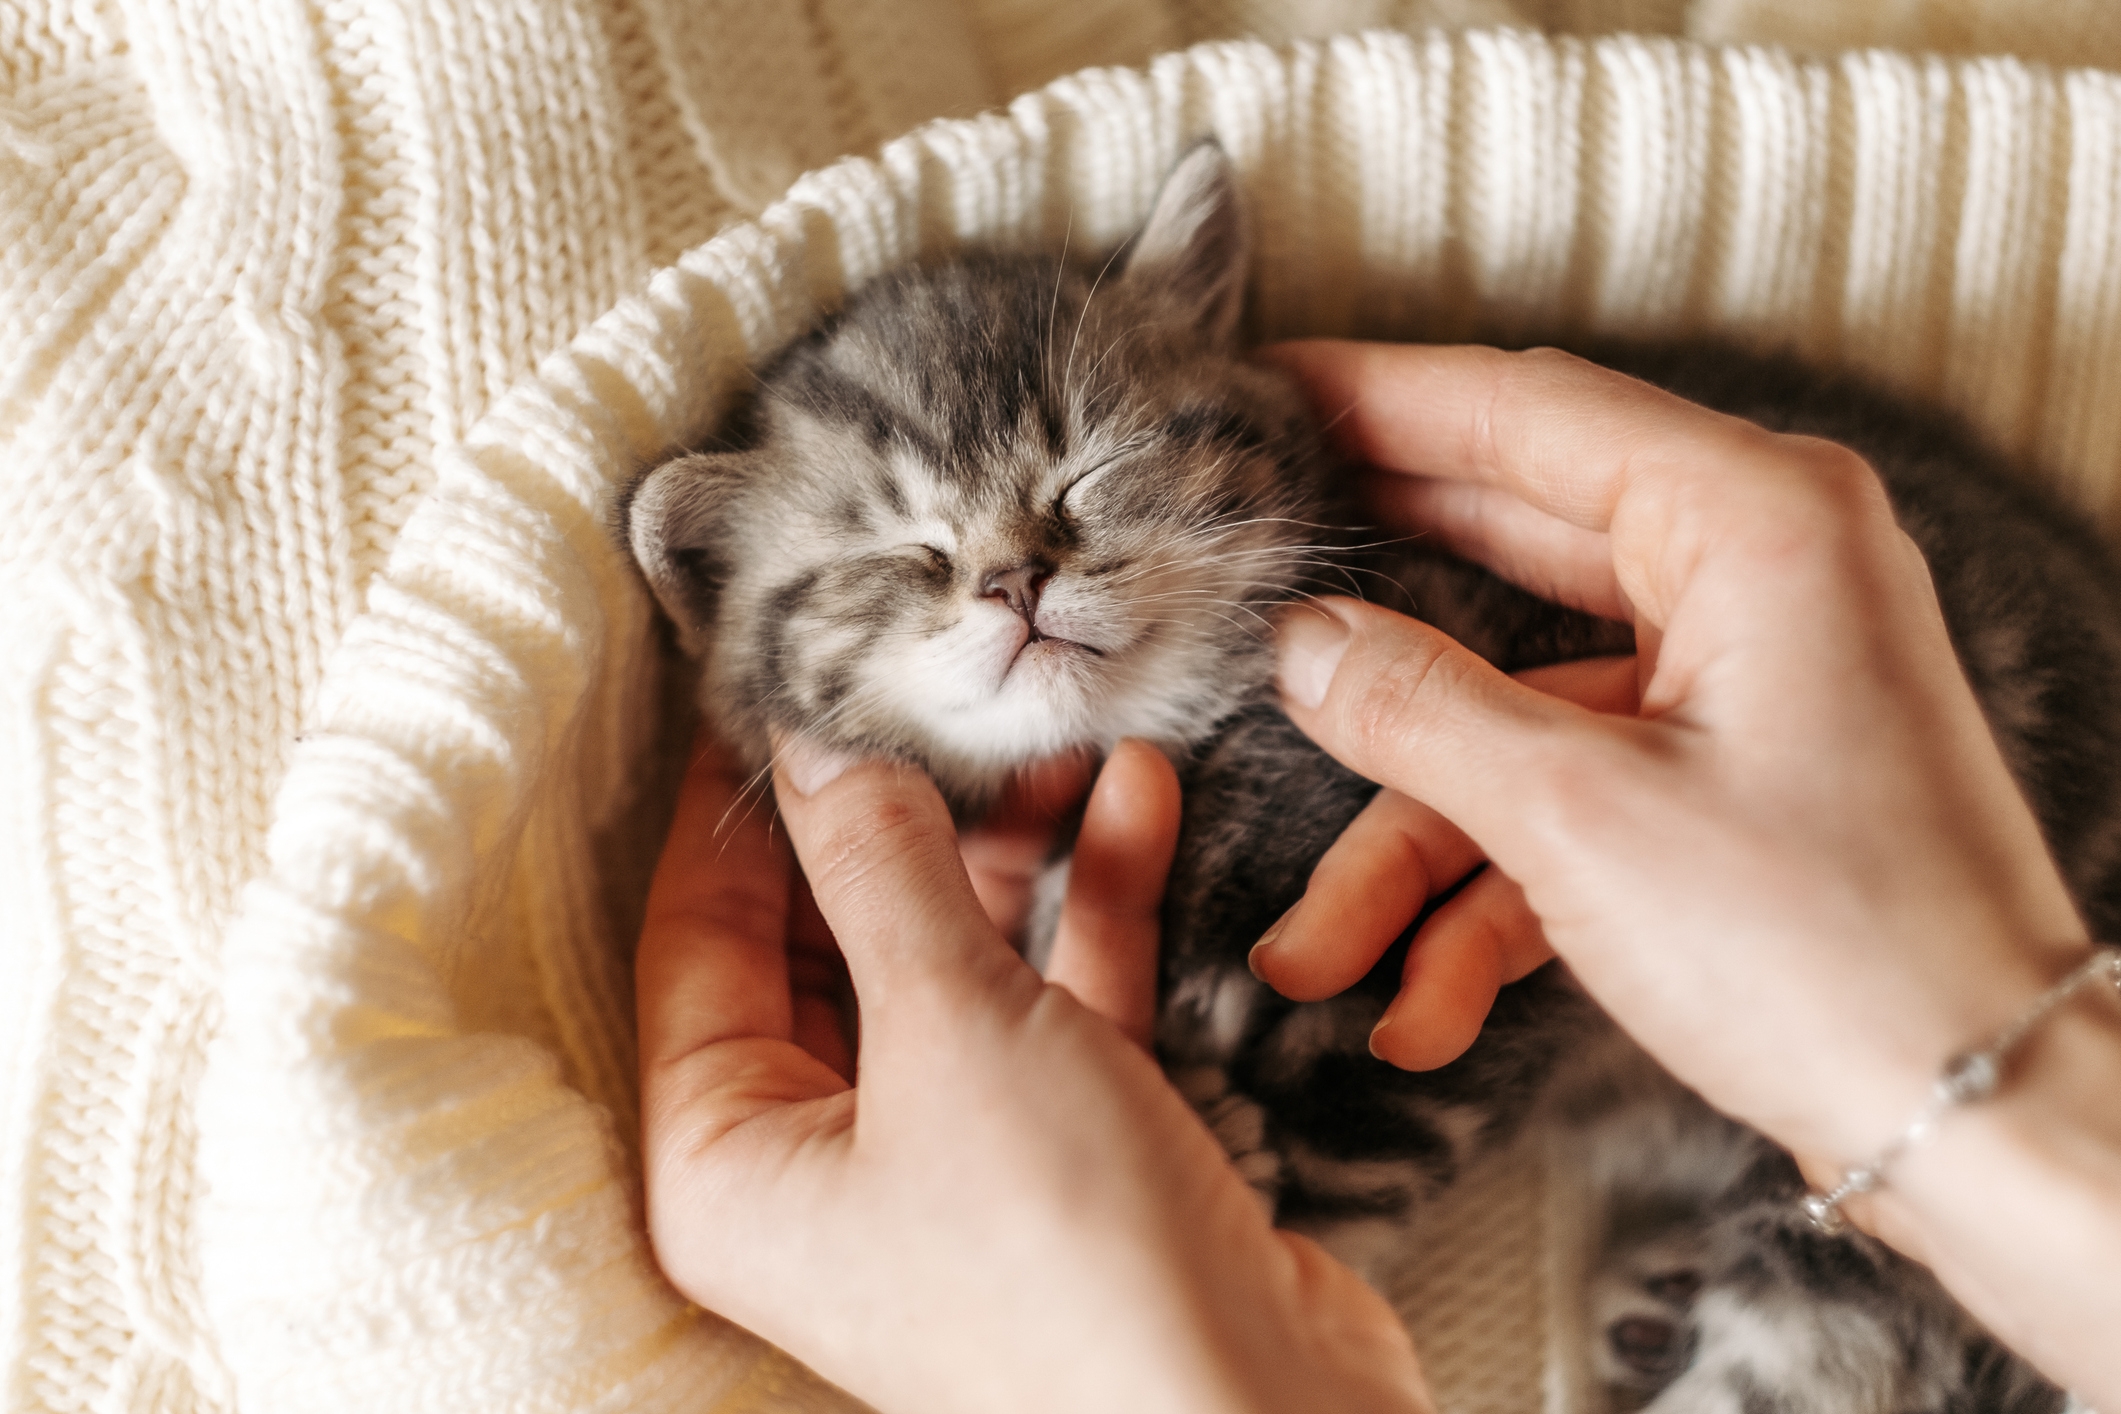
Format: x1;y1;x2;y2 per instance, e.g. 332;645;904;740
982;562;1050;625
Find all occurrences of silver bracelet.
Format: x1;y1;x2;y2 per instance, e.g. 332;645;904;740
1802;945;2121;1236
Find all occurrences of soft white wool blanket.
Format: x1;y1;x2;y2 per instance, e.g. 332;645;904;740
8;8;2121;1414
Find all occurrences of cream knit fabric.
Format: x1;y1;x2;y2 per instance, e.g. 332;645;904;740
8;6;2121;1414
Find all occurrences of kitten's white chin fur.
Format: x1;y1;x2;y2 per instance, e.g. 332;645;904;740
899;634;1116;764
906;641;1243;784
861;584;1251;785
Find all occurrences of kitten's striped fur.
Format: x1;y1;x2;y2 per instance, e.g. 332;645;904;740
628;144;2113;1412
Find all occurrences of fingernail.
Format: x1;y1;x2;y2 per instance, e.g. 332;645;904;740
1367;1003;1401;1061
1278;607;1350;711
1247;904;1296;980
778;736;857;797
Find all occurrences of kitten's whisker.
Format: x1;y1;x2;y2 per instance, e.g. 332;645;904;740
1063;241;1131;395
1120;588;1278;631
1046;210;1075;386
1315;395;1364;440
712;757;784;847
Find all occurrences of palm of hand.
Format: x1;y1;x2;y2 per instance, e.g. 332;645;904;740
638;738;1429;1414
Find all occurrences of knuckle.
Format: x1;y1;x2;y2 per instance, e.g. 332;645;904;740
801;792;930;903
1336;631;1480;766
1722;434;1896;573
1338;643;1433;757
1508;344;1599;381
1780;435;1886;512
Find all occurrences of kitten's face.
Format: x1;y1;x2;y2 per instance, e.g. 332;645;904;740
627;147;1333;806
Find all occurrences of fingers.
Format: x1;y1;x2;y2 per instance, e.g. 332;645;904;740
1266;340;1894;632
772;737;1035;1025
1514;654;1643;716
1248;789;1483;1003
787;875;856;1081
1372;869;1554;1071
960;750;1099;938
1362;471;1631;622
1276;598;1632;869
1044;740;1181;1048
1266;339;1765;528
1250;655;1630;1062
637;736;848;1159
1266;1232;1436;1412
639;736;800;1070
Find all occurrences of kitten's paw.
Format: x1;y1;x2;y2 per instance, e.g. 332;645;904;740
1589;1235;1705;1406
1606;1309;1693;1387
1624;1202;2069;1414
1173;1065;1281;1210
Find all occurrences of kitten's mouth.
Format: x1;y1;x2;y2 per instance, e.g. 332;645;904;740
1009;632;1103;671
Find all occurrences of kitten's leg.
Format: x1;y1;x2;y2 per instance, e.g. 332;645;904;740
1163;978;1442;1285
1566;1051;2067;1414
1628;1202;2067;1414
1241;993;1458;1291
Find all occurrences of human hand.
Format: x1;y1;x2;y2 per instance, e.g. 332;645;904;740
957;750;1098;944
1247;339;2090;1173
637;732;1429;1414
1250;339;2121;1406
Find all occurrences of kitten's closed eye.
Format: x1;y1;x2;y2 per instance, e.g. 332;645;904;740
1055;444;1143;517
625;142;1334;812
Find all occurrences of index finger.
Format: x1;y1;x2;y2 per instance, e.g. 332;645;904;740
1265;340;1768;529
1264;340;1887;631
772;738;1039;1030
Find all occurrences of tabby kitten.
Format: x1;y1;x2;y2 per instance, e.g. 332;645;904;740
625;145;2117;1412
624;145;1325;814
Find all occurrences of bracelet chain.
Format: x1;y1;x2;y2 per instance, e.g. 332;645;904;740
1802;945;2121;1236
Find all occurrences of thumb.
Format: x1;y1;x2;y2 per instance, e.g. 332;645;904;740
1274;598;1631;870
772;738;1038;1030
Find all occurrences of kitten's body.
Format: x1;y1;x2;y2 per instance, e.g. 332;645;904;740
626;146;2117;1412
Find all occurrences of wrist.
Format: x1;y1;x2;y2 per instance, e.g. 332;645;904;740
1858;960;2121;1407
1783;920;2099;1165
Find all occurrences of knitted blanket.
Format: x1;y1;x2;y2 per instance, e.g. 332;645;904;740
9;8;2121;1414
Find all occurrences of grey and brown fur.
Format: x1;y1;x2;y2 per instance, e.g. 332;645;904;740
625;145;1328;814
625;144;2117;1411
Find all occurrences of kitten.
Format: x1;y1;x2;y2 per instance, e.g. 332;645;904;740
623;145;1327;814
624;144;2116;1412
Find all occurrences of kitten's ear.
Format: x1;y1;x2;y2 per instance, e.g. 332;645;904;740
621;452;751;647
1124;140;1249;346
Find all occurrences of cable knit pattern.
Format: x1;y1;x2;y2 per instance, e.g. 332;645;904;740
0;5;988;1410
6;7;2121;1414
